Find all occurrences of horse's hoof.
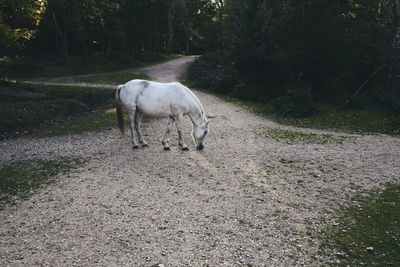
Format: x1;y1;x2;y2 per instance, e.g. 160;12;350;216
142;143;149;147
181;147;189;151
164;147;171;151
132;145;139;149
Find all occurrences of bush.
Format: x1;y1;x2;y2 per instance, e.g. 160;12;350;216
187;55;238;94
392;97;400;115
271;86;317;118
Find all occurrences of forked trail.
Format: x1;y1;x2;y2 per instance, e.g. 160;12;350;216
1;56;399;266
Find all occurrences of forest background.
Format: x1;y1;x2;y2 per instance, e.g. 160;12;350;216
1;0;400;129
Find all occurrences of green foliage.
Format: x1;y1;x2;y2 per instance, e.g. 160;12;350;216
321;184;400;266
187;54;235;93
1;0;221;59
188;55;317;116
27;0;221;60
271;85;317;118
0;0;43;54
0;157;87;209
222;0;394;107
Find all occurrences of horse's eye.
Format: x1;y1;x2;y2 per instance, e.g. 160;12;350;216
204;130;208;135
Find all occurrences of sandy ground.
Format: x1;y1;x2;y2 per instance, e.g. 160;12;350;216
1;56;399;266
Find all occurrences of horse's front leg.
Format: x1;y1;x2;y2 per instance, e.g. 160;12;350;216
162;116;174;150
128;111;139;149
134;110;148;147
175;114;189;151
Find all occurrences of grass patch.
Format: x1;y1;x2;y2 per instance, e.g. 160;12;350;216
0;157;87;209
321;184;400;266
288;104;400;135
264;127;352;144
0;54;182;80
198;93;400;135
68;70;149;85
35;108;117;138
0;81;115;139
66;53;182;84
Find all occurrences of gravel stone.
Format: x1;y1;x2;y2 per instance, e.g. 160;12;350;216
1;56;399;266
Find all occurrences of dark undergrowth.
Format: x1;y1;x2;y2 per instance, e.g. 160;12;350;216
186;56;400;135
0;157;87;210
320;184;400;266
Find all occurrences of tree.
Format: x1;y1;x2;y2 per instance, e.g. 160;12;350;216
222;0;391;104
380;0;400;102
40;0;118;62
0;0;44;55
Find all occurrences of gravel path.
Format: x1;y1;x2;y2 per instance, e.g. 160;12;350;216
1;56;399;266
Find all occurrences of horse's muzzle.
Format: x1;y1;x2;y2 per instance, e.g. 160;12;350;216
197;144;204;150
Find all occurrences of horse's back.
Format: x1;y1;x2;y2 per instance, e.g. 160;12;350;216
119;79;196;117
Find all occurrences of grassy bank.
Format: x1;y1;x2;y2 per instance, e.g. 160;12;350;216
0;157;87;210
0;81;120;139
320;184;400;266
61;69;149;85
185;56;399;135
226;97;400;135
0;53;181;80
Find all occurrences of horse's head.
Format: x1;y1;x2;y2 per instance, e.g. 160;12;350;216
192;120;210;150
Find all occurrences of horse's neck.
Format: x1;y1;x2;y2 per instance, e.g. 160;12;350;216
183;87;206;126
188;108;206;127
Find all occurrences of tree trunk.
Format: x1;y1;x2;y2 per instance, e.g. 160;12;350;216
52;12;68;64
391;0;400;96
341;65;385;109
62;31;68;64
380;0;400;97
167;4;175;54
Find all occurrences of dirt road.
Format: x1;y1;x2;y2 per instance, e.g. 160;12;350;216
1;56;399;266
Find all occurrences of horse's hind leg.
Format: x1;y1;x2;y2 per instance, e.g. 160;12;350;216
162;116;174;150
128;111;139;149
134;110;148;147
175;114;189;151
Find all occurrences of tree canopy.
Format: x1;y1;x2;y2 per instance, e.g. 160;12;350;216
1;0;400;114
1;0;220;58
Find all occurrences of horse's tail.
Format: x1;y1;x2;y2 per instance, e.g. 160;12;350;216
116;85;125;136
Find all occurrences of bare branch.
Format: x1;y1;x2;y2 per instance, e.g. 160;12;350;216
341;65;385;109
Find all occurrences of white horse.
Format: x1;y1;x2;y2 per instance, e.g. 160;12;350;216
116;79;209;150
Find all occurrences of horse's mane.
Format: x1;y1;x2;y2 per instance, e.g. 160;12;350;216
176;83;205;117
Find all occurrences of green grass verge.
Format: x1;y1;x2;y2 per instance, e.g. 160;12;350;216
321;184;400;266
0;82;116;139
68;69;149;85
199;93;399;135
35;108;117;138
263;127;353;144
0;54;182;80
289;104;400;135
0;157;87;209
